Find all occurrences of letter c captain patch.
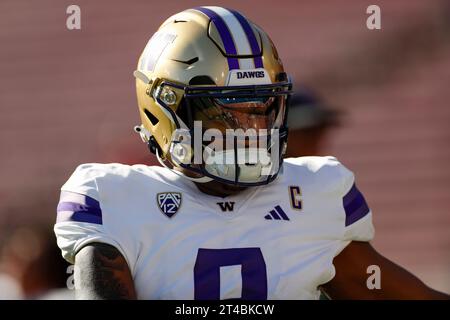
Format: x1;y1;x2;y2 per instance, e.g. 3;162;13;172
289;186;302;210
157;192;182;218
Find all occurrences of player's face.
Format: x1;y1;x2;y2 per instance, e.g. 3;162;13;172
169;81;290;189
191;96;280;133
180;96;283;196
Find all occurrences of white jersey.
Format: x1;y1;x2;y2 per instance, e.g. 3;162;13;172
54;156;374;300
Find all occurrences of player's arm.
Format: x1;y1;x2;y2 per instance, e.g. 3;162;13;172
321;241;449;299
74;242;137;300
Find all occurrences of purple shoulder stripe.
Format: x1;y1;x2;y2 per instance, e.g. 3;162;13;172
343;184;370;226
56;192;102;225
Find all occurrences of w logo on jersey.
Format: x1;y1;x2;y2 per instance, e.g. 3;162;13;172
157;192;182;218
216;201;235;212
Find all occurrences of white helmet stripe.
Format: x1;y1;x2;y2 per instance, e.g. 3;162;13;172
205;6;253;57
140;31;177;72
239;58;254;69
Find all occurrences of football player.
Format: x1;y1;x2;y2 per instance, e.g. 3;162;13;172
55;7;448;299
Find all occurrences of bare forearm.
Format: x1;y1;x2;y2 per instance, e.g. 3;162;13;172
324;260;447;299
74;243;137;300
369;258;448;299
322;241;449;300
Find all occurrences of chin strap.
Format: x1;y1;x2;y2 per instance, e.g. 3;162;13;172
134;125;213;183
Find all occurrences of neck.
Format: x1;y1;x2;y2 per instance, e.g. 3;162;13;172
173;166;247;197
194;180;247;198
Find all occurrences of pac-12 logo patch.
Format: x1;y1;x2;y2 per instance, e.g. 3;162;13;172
157;192;182;218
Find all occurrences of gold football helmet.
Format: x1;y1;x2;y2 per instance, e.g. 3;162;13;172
134;6;292;186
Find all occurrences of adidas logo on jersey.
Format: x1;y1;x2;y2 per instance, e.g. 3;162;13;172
264;205;289;221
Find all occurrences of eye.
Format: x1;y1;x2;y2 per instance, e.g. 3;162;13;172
217;97;269;104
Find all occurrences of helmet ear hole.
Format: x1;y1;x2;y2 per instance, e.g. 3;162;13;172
276;72;288;82
189;76;216;85
144;108;159;126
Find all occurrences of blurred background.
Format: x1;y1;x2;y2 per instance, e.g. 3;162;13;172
0;0;449;298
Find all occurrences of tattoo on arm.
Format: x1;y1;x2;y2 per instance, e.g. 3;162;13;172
74;243;137;300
